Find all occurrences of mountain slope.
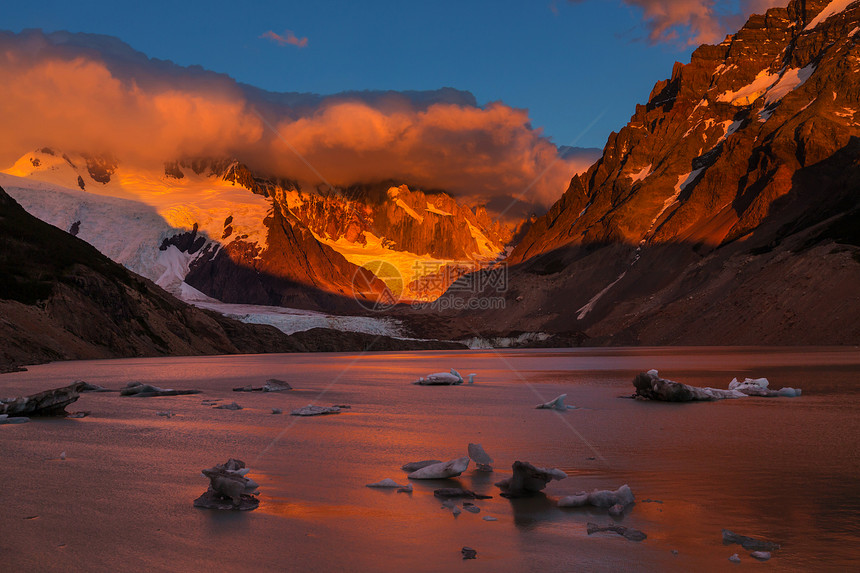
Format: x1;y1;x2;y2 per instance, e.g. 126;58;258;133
432;0;860;345
0;184;312;371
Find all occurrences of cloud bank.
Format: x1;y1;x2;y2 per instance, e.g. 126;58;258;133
570;0;786;45
0;30;592;207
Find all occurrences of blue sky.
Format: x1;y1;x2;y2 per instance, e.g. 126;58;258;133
0;0;755;150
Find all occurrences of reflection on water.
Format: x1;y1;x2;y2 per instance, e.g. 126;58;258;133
0;347;858;572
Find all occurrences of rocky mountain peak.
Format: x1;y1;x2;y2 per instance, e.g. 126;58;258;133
434;0;860;346
511;0;860;263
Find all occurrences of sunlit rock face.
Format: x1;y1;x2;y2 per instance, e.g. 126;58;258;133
513;0;857;261
430;0;860;346
1;151;513;309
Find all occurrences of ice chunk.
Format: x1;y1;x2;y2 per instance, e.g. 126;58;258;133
413;369;464;385
366;478;410;489
586;485;632;507
559;485;635;510
495;461;567;497
408;457;470;479
557;493;590;507
233;379;292;392
194;458;260;511
121;381;200;397
722;529;781;551
635;371;745;401
587;522;647;542
535;394;575;410
468;443;494;471
401;459;443;472
290;405;341;416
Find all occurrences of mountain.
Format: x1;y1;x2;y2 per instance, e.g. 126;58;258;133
1;151;513;313
0;183;301;372
0;183;470;372
428;0;860;345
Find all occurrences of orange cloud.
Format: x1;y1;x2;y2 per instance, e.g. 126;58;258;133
267;100;586;206
261;30;308;48
0;30;592;208
570;0;786;45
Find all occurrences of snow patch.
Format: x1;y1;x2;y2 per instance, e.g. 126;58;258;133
717;69;779;106
758;108;776;122
764;64;816;105
576;272;628;320
804;0;858;30
425;202;452;216
395;198;424;222
387;187;424;223
155;246;197;292
675;169;704;195
630;164;652;182
0;172;195;296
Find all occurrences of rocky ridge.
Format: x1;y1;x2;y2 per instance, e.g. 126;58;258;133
431;0;860;345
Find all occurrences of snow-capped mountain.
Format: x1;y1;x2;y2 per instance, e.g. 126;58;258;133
1;148;514;313
430;0;860;345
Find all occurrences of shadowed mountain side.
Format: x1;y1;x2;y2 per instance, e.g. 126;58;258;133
428;0;860;347
413;139;860;345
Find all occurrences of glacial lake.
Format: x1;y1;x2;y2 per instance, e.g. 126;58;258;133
1;347;858;572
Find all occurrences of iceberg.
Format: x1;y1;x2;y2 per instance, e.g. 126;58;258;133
401;460;443;472
634;371;800;401
233;379;292;392
722;529;780;551
193;458;260;511
468;443;493;471
290;405;341;416
495;461;567;497
535;394;576;410
414;369;474;385
408;457;469;479
121;382;201;397
366;478;411;490
587;522;647;542
559;485;635;509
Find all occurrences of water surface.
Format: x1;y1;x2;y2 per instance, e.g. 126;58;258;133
1;347;858;572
